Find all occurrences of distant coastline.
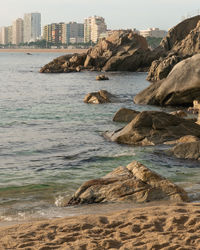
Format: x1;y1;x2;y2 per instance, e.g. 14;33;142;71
0;48;88;53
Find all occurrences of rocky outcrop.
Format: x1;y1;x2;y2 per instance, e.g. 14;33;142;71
40;30;163;73
147;16;200;82
134;54;200;106
105;111;200;146
84;90;118;104
67;161;188;205
113;108;140;123
147;53;184;82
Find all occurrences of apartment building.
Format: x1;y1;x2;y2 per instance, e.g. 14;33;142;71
84;16;107;43
139;28;167;38
24;12;41;43
43;23;64;44
62;22;84;44
12;18;24;45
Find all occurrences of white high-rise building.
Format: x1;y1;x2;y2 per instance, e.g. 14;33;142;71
24;12;41;43
84;16;107;43
12;18;24;45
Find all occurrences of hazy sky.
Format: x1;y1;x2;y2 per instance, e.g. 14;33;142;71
1;0;200;30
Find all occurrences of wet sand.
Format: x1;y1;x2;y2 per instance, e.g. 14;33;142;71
0;202;200;249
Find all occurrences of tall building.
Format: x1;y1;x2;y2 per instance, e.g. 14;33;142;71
0;26;12;45
62;22;84;44
24;12;41;43
1;27;8;45
84;16;107;43
139;28;167;38
12;18;24;45
43;23;64;45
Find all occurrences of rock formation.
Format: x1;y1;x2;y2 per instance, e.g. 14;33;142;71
134;54;200;106
84;90;118;104
67;161;188;205
40;30;162;73
113;108;140;123
147;15;200;82
105;111;200;146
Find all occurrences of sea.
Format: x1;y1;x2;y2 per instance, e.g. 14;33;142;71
0;52;200;225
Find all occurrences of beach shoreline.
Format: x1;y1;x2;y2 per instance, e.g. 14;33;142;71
0;48;88;53
0;202;200;249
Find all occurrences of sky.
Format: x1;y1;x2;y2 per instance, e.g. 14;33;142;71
1;0;200;31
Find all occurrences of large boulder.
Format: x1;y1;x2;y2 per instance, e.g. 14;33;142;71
67;161;188;205
84;90;118;104
147;16;200;82
113;108;140;123
40;30;163;73
105;111;200;146
134;54;200;106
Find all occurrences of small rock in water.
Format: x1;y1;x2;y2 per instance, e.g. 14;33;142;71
84;90;117;104
96;74;109;81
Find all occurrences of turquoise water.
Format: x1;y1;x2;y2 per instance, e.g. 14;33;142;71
0;52;200;224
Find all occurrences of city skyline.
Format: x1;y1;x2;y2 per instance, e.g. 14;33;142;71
1;0;200;31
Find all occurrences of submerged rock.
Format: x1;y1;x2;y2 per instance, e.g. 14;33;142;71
96;74;109;81
134;54;200;106
105;111;200;146
113;108;140;123
84;90;118;104
67;161;188;205
171;141;200;161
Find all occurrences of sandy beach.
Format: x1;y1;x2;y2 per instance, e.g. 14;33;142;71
0;48;88;53
0;202;200;249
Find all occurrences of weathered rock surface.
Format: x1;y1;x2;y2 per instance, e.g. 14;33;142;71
134;54;200;106
170;110;187;118
113;108;140;123
147;16;200;82
96;74;109;81
105;111;200;146
40;30;163;73
84;90;118;104
171;141;200;160
67;161;188;205
164;135;200;145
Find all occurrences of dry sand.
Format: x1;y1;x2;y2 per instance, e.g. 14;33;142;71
0;48;88;53
0;202;200;249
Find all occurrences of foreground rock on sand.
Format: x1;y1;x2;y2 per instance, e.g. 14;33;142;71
67;161;188;205
84;90;118;104
134;54;200;106
1;203;200;250
113;108;140;123
105;111;200;146
147;15;200;82
40;30;162;73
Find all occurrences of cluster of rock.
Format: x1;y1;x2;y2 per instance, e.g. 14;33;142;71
67;161;188;206
105;111;200;146
40;30;163;73
44;16;200;206
134;16;200;106
147;15;200;82
134;54;200;106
